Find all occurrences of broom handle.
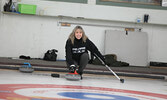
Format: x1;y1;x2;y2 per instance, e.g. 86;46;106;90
104;64;121;80
94;54;121;80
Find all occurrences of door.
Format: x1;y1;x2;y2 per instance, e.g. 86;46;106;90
105;30;148;66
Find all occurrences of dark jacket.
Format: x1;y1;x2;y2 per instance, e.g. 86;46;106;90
65;38;105;65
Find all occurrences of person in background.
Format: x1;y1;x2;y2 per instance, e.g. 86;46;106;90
65;26;105;79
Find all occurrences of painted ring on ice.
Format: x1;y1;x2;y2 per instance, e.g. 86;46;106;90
58;92;139;100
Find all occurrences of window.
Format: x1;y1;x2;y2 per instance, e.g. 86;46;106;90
101;0;161;6
45;0;87;4
97;0;167;10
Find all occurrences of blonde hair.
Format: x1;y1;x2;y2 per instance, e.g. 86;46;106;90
68;26;88;44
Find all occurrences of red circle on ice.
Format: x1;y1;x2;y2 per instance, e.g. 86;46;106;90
0;84;166;100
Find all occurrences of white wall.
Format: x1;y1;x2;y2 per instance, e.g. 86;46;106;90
162;0;167;7
0;0;167;64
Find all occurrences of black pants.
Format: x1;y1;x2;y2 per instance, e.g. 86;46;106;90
66;53;89;75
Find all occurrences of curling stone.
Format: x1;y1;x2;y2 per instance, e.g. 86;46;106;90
19;62;34;73
65;73;81;81
65;70;81;81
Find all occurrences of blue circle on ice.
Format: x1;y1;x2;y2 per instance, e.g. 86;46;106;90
58;92;139;100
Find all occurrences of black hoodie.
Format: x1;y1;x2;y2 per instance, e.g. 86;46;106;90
65;38;105;65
